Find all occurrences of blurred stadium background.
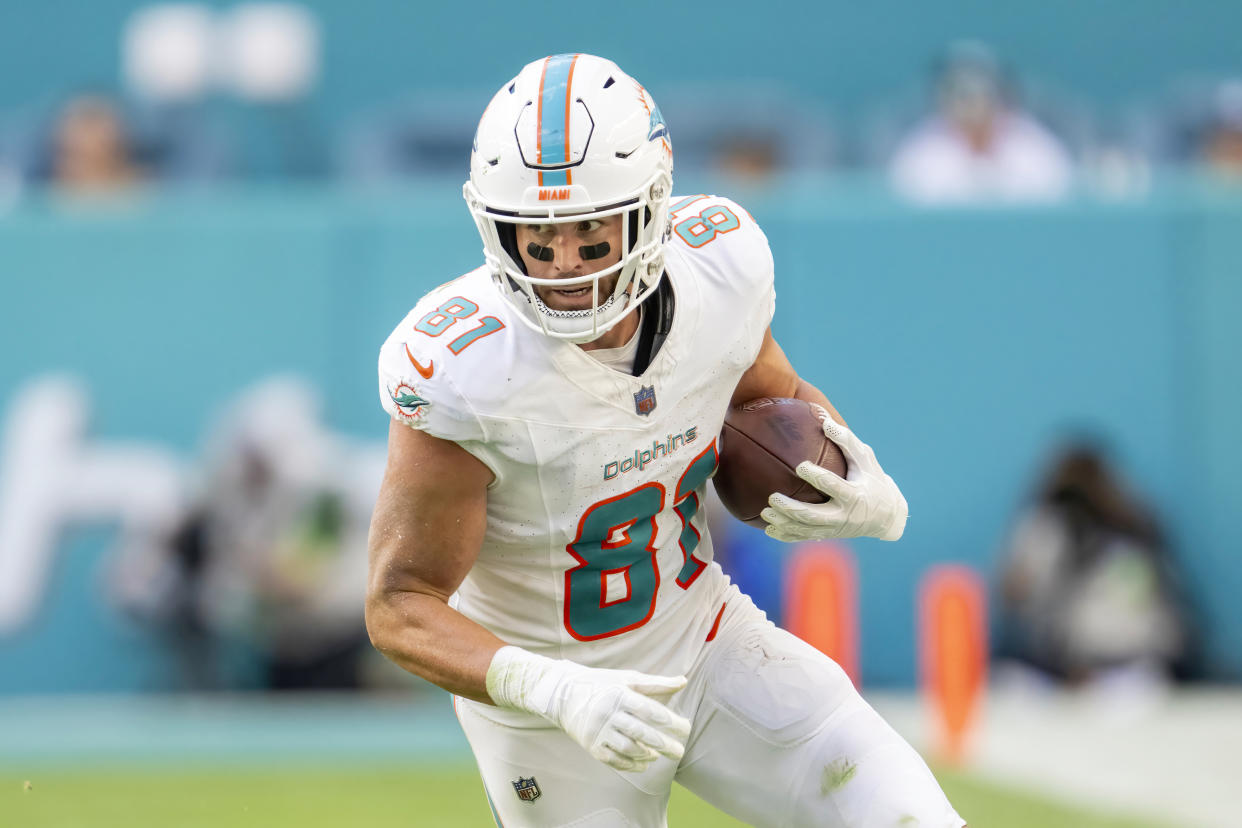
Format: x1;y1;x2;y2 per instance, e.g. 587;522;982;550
3;1;1242;826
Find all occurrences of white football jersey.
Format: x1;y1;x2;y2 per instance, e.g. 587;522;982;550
378;195;774;678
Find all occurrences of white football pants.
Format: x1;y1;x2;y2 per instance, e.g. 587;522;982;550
456;595;965;828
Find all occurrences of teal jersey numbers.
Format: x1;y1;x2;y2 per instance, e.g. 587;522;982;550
564;441;718;640
565;483;664;641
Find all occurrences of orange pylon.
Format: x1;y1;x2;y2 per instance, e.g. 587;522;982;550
918;565;987;764
784;542;859;688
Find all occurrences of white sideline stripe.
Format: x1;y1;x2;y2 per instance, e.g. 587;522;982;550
869;686;1241;828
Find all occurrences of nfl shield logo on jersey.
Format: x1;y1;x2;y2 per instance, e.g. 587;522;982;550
634;385;657;416
512;776;541;802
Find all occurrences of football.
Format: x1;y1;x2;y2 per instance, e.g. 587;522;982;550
714;397;848;528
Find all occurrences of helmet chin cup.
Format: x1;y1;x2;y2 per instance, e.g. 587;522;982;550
530;287;627;343
464;54;674;343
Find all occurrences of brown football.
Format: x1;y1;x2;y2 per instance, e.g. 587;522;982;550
714;397;848;528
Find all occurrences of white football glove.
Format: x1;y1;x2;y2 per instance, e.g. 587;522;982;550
485;645;691;773
760;413;908;543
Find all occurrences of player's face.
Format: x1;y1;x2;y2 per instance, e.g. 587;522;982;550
515;215;625;312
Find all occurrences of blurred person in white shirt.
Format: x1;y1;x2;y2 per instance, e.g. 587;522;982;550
889;42;1072;203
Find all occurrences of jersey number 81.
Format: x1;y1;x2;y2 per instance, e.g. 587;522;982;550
564;442;718;640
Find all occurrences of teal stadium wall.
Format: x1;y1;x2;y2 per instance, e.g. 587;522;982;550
2;180;1240;690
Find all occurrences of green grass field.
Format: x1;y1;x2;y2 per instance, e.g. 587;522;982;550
3;763;1173;827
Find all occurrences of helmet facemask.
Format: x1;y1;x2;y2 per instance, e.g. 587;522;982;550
464;170;671;343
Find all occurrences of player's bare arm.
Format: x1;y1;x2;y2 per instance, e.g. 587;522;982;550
367;422;691;772
365;419;501;703
730;326;845;425
732;326;910;542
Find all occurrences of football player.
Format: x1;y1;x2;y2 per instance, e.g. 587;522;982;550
368;54;964;828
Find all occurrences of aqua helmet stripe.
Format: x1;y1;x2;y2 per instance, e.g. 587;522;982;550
536;54;578;186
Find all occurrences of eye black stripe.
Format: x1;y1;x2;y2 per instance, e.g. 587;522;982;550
526;242;554;262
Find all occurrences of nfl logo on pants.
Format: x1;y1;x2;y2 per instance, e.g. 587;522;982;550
512;776;541;802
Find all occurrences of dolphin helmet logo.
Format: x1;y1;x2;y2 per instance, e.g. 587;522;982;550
647;103;668;143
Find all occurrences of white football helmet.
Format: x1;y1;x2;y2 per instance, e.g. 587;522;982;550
463;54;673;343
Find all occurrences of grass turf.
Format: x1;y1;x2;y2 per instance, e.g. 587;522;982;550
3;763;1173;827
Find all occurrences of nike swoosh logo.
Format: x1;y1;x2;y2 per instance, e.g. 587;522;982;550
405;344;434;379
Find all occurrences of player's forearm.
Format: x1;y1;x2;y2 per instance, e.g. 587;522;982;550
793;378;846;427
365;588;503;704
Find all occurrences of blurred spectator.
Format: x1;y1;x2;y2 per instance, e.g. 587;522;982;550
1121;77;1242;182
1198;80;1242;179
193;379;372;691
49;95;145;193
889;41;1072;203
713;134;781;183
996;440;1194;688
659;84;835;189
33;93;234;190
115;379;377;691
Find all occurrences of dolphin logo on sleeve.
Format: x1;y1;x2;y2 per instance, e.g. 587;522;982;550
389;383;430;420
